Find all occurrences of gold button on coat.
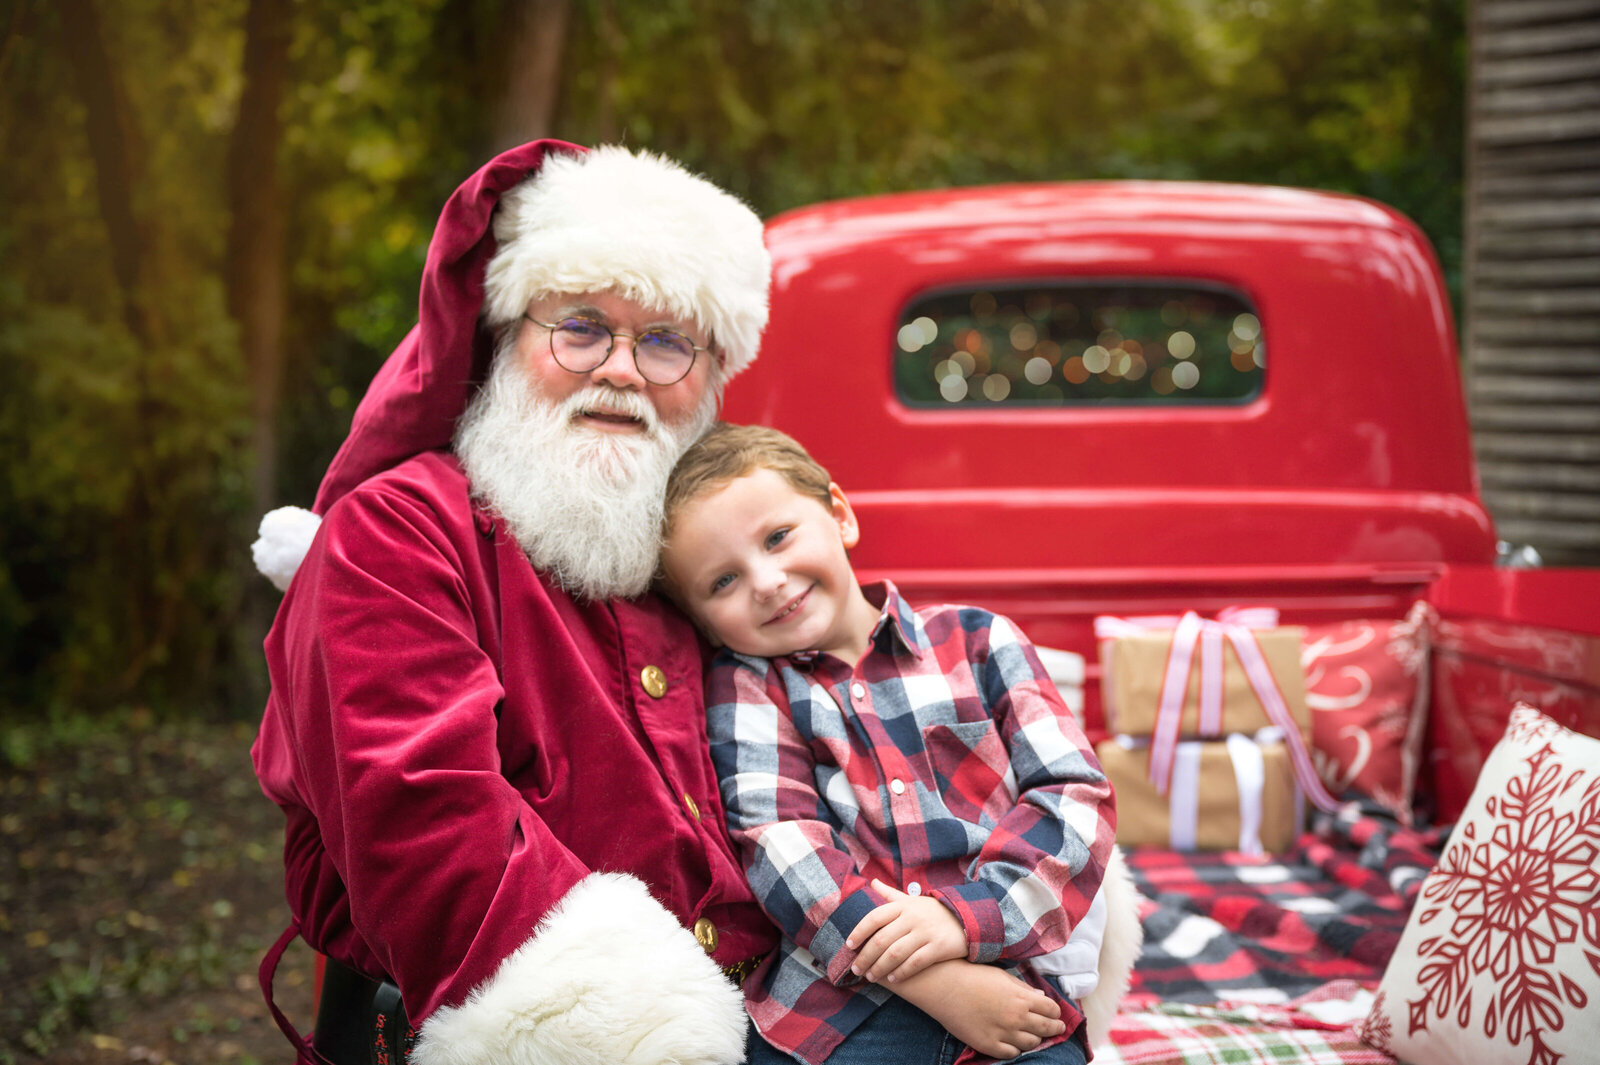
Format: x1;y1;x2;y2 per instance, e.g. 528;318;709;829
693;917;719;953
641;665;668;698
683;792;701;820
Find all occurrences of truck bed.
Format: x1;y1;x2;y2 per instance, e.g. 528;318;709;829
723;179;1600;1063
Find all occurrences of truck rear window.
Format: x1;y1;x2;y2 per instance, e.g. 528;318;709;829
894;282;1263;407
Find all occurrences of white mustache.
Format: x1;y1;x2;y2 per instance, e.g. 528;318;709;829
561;385;660;433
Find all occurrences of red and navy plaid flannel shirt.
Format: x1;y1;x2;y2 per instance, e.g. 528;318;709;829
706;582;1116;1065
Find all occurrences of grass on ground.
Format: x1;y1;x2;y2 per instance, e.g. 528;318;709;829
1;711;315;1064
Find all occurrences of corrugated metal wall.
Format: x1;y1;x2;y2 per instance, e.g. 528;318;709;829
1467;0;1600;566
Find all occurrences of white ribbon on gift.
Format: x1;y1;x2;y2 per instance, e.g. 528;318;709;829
1225;732;1267;855
1116;727;1290;854
1096;607;1342;814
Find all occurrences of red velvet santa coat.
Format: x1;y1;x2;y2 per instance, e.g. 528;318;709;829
252;141;776;1064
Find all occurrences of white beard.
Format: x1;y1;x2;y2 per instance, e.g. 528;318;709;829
454;353;717;601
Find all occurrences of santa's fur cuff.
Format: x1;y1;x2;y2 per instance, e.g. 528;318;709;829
410;872;748;1065
1082;844;1143;1048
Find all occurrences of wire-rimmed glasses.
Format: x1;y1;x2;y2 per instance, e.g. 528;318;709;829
524;314;710;386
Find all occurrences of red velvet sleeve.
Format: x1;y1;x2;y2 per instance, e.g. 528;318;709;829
260;475;590;1022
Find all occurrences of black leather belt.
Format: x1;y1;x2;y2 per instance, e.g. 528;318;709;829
314;956;413;1065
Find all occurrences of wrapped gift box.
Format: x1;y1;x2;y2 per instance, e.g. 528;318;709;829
1096;733;1304;853
1100;620;1310;739
1034;645;1086;728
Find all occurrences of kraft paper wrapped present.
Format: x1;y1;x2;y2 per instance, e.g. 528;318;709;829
1096;731;1305;853
1096;609;1342;817
1098;609;1311;740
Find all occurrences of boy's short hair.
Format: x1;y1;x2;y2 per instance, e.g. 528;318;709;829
663;423;834;539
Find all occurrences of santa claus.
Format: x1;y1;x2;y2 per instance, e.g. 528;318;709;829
251;141;778;1064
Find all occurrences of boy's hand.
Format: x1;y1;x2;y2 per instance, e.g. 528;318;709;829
846;879;968;984
891;960;1067;1060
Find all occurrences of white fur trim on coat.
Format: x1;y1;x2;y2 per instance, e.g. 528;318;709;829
410;872;748;1065
1080;844;1143;1048
252;506;323;592
482;146;771;380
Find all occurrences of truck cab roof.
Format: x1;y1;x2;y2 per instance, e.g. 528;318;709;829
724;180;1492;577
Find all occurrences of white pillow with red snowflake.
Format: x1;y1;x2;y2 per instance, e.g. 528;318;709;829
1361;704;1600;1065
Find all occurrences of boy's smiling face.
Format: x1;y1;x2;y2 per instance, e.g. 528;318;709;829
660;467;881;661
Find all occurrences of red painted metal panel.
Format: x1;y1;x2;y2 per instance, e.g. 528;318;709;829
1428;565;1600;638
1426;626;1600;822
726;181;1494;572
1422;565;1600;821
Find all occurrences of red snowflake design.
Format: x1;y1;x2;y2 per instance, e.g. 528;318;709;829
1361;990;1394;1053
1406;711;1600;1065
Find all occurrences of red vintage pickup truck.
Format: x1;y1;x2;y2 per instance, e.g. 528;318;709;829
723;181;1600;1064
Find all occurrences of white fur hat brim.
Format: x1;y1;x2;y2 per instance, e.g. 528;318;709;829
482;146;771;380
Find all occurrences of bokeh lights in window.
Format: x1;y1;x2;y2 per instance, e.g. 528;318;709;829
895;282;1264;407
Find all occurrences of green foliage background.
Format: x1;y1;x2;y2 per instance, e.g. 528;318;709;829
0;0;1465;718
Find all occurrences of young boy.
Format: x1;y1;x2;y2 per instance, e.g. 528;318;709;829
658;423;1122;1065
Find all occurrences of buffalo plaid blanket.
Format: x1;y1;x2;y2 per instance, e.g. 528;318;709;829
1100;984;1392;1065
1098;804;1447;1065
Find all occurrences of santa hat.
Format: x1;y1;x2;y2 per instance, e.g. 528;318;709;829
482;145;770;379
253;142;770;592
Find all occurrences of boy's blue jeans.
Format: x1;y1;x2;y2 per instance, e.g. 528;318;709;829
743;995;1088;1065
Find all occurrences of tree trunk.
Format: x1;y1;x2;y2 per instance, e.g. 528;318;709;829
225;0;291;517
58;0;160;347
594;0;620;143
0;1;29;91
491;0;571;152
58;0;169;694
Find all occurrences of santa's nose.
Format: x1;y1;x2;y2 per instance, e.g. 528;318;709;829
587;334;650;390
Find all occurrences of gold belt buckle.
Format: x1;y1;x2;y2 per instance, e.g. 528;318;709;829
721;954;763;986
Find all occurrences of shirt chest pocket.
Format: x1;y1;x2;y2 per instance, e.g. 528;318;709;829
920;720;1020;826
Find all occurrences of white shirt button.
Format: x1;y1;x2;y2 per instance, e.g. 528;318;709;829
889;778;906;795
907;881;922;896
851;682;866;700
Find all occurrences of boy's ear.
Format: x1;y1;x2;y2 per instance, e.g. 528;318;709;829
828;482;860;550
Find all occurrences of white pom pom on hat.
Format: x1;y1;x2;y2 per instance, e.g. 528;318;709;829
481;146;771;380
252;506;323;593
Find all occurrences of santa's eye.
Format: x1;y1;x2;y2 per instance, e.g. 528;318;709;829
554;317;609;346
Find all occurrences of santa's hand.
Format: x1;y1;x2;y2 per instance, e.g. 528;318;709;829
845;878;968;984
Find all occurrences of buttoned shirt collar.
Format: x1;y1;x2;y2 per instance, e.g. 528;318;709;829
861;580;928;660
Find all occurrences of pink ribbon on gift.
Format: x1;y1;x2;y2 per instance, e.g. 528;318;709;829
1095;607;1342;814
